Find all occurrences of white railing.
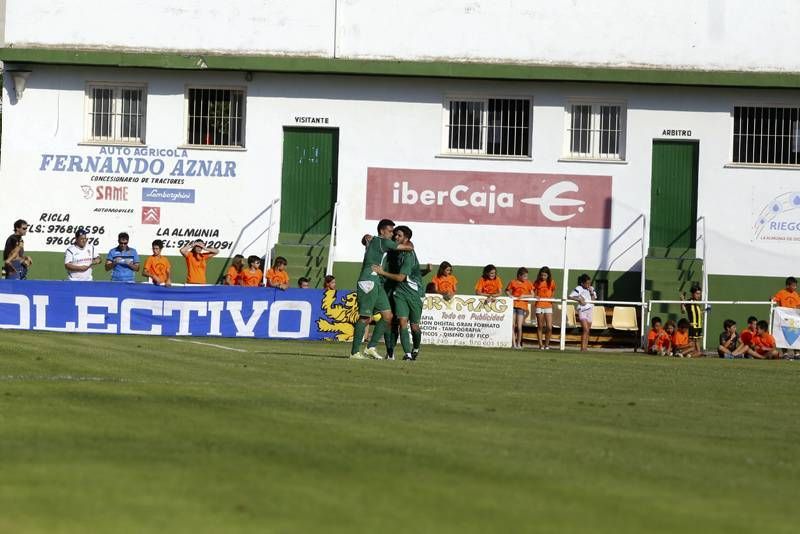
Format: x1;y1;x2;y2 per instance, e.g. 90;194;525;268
696;215;709;351
262;198;280;285
326;201;341;277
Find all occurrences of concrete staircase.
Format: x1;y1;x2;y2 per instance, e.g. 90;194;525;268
271;233;331;288
644;247;703;323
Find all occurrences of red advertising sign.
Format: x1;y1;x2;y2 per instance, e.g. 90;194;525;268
366;168;612;228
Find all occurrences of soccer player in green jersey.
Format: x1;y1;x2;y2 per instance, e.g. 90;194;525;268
371;225;430;361
351;219;414;359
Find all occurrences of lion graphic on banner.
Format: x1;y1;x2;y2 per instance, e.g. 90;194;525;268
317;289;359;341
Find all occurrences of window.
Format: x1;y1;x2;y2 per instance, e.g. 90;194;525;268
443;97;531;157
186;88;245;147
564;102;625;160
732;106;800;166
85;84;146;144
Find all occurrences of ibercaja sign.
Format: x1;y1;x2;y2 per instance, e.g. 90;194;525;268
366;167;612;228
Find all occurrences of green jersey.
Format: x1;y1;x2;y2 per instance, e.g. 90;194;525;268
358;235;398;282
394;250;425;299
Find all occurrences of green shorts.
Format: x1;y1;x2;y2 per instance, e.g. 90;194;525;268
394;292;423;324
356;279;391;317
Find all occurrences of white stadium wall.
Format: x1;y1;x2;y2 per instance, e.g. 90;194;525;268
2;65;800;279
4;0;800;73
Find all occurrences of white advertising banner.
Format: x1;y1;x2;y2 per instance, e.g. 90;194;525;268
6;146;273;259
770;307;800;349
420;294;513;348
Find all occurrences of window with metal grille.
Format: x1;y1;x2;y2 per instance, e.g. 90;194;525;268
564;102;625;160
186;88;246;147
732;106;800;166
443;97;531;157
85;84;146;143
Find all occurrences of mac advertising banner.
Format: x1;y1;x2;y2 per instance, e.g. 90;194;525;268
365;167;612;228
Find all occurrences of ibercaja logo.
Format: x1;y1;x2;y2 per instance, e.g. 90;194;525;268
366;168;612;228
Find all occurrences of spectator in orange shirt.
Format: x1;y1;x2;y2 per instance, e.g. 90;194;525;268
663;320;677;354
744;320;780;359
266;256;289;289
180;239;218;285
430;261;457;300
772;276;800;309
506;267;535;349
533;266;557;350
225;254;245;286
647;316;671;355
673;318;702;357
143;239;172;286
475;264;503;301
240;255;264;287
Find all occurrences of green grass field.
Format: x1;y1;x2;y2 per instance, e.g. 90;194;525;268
1;331;798;533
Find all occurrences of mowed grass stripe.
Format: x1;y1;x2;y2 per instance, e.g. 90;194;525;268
0;330;797;533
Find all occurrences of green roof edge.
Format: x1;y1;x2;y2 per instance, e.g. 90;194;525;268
2;47;800;88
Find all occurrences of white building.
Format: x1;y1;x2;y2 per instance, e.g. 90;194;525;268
1;0;799;324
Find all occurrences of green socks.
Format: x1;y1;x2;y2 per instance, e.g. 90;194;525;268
352;320;367;354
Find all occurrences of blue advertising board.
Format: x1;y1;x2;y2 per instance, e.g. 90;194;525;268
0;281;360;341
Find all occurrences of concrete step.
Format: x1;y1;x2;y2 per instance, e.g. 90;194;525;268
278;233;331;246
647;246;697;259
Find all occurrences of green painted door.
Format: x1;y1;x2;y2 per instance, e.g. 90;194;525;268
649;141;699;249
280;128;338;236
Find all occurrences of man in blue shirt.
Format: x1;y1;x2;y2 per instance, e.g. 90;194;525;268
105;232;140;282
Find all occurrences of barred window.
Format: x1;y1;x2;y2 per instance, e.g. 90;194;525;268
732;106;800;166
85;84;146;143
564;102;625;160
444;97;531;157
186;88;246;147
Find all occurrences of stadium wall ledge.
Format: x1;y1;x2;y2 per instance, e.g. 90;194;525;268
2;47;800;89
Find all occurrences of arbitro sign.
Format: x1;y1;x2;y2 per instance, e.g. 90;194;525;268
366;168;612;228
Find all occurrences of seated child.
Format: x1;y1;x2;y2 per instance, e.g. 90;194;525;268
266;256;289;289
744;320;780;360
647;316;671;355
673;318;702;358
225;254;245;285
240;255;264;287
739;316;758;348
717;319;748;359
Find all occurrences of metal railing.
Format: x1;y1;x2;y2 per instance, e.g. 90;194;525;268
326;201;341;277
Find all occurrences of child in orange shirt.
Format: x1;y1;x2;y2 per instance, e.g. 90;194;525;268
739;316;758;347
647;316;671;355
773;276;800;309
266;256;289;289
431;261;458;300
475;264;503;300
744;320;780;359
143;239;172;286
240;255;264;287
225;254;245;285
180;239;219;285
533;266;557;350
673;318;701;357
506;267;535;349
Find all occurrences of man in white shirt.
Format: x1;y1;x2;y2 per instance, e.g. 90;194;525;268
65;228;101;281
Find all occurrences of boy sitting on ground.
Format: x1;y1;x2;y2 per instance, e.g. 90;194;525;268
673;318;702;358
647;316;671;355
717;319;748;359
743;320;780;360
